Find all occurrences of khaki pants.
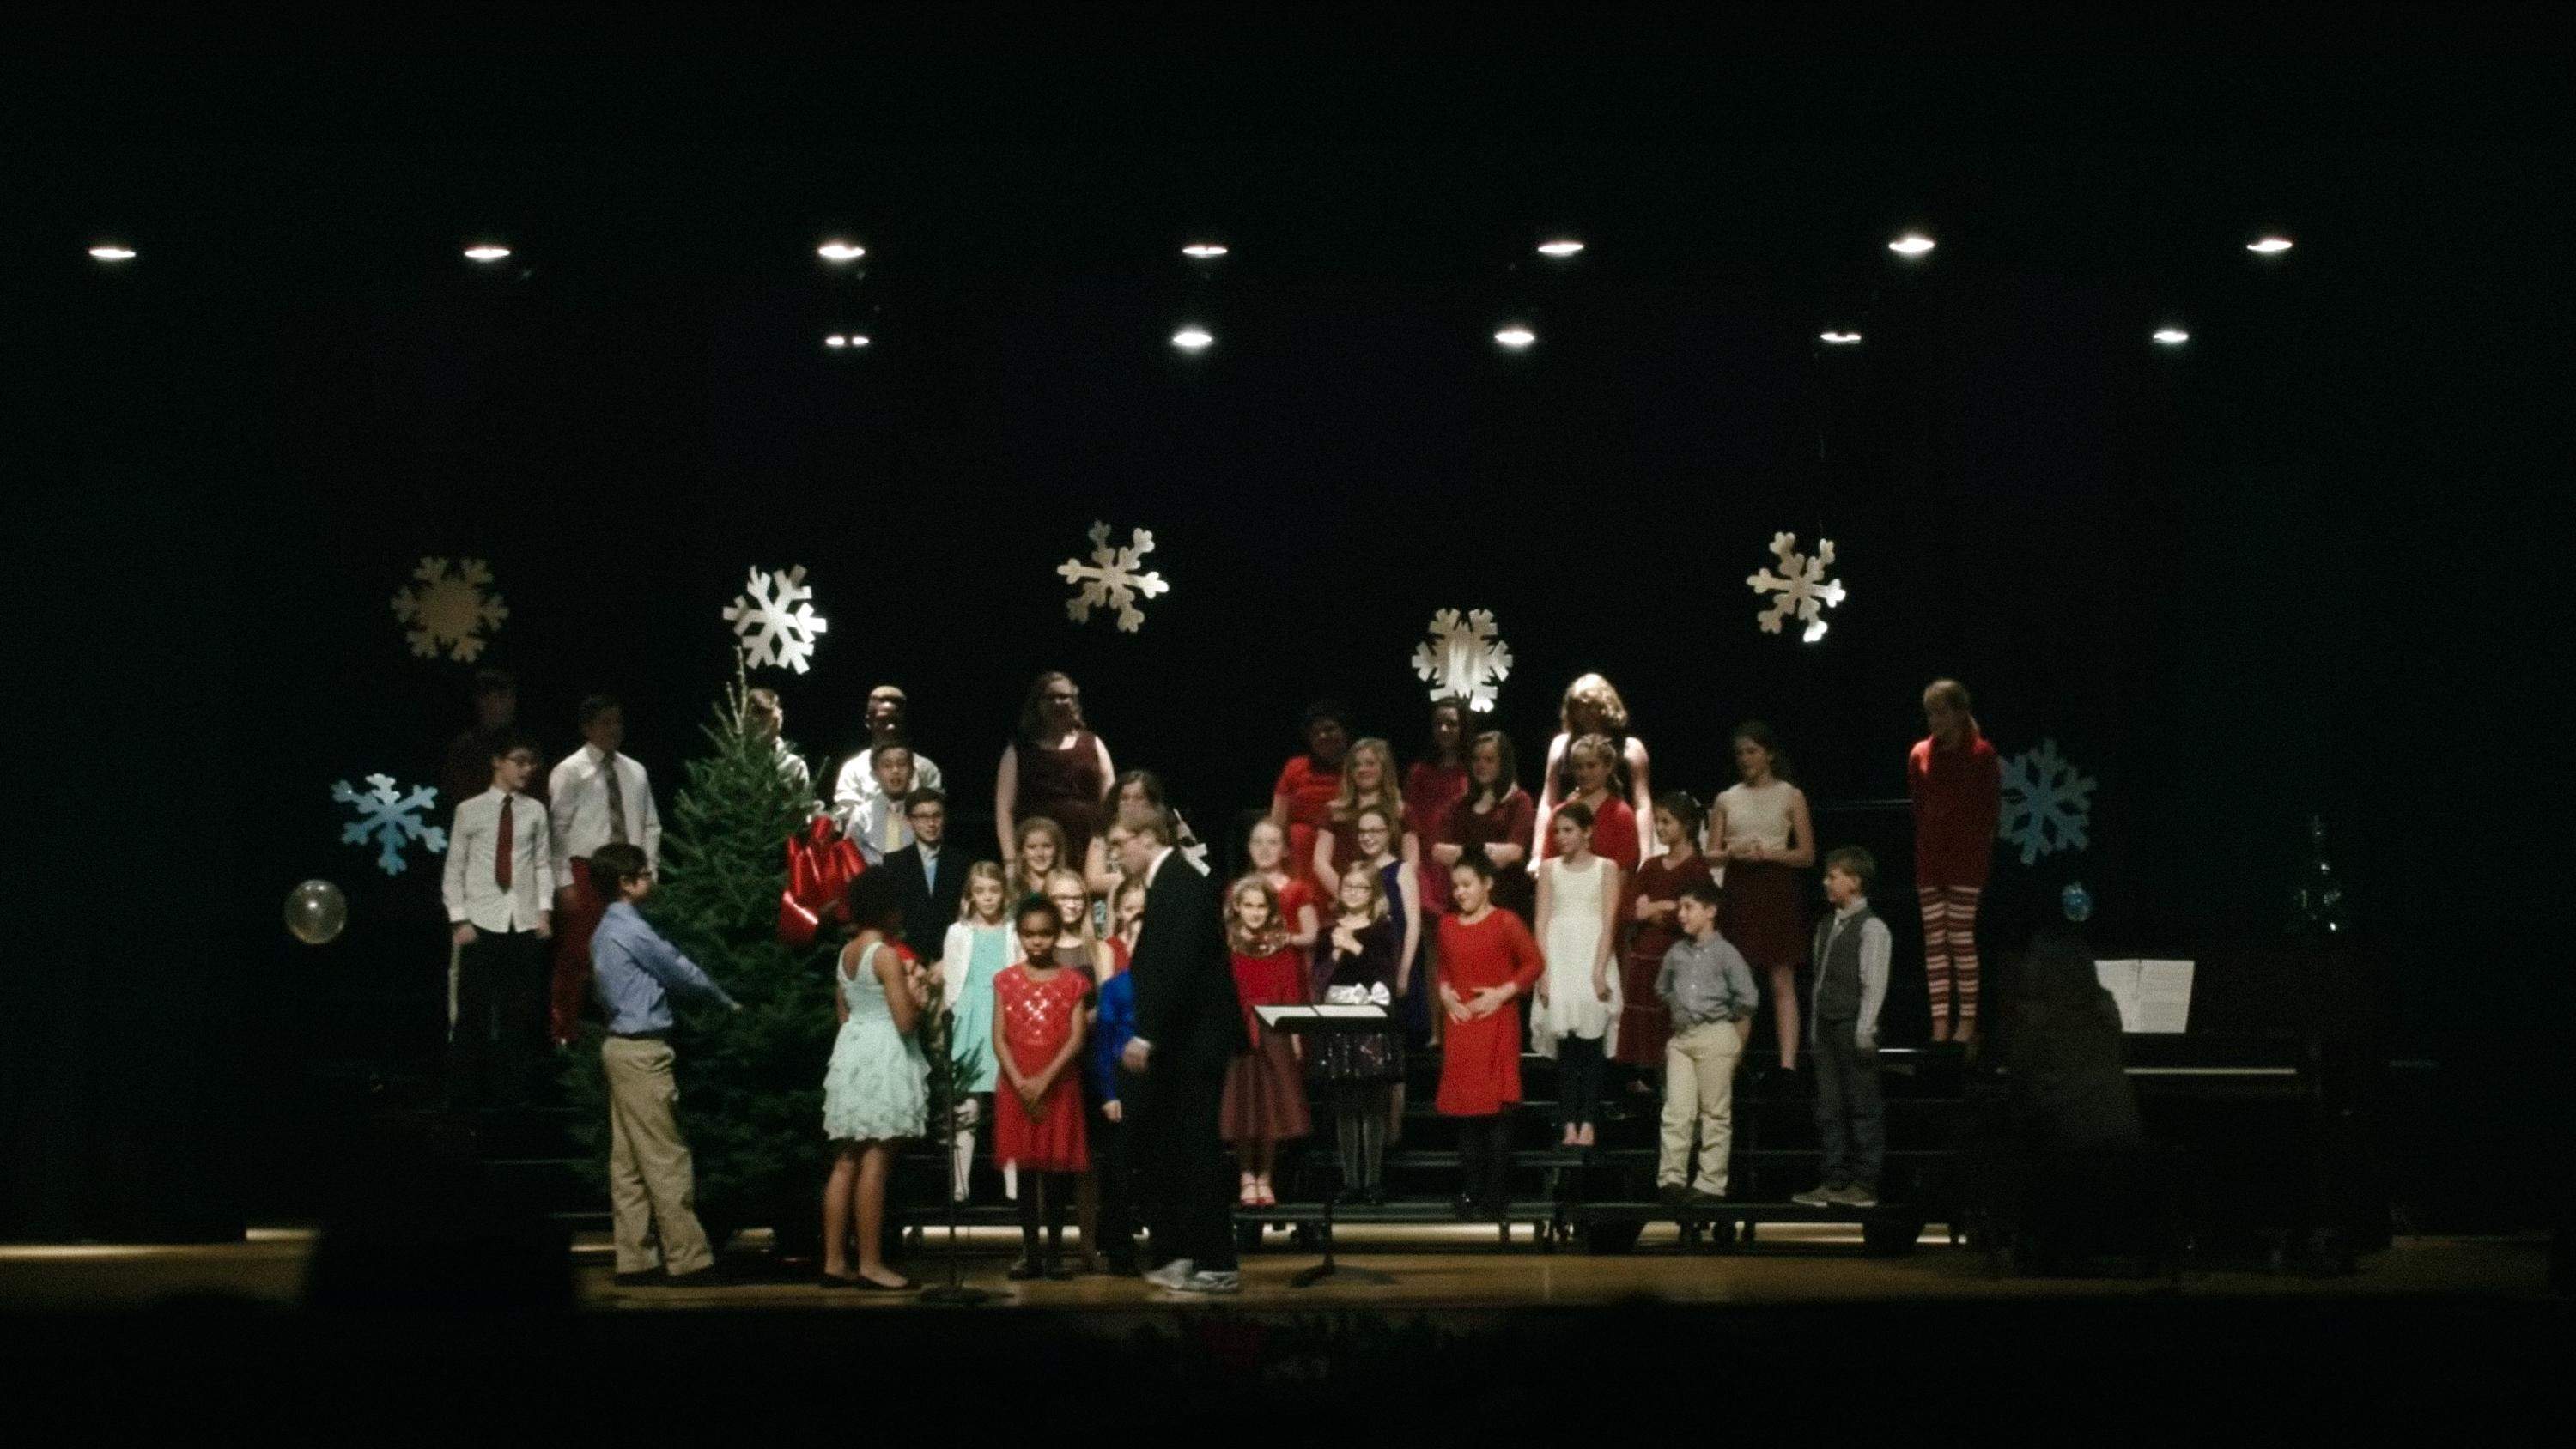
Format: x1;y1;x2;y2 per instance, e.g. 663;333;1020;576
1660;1019;1746;1195
602;1035;718;1276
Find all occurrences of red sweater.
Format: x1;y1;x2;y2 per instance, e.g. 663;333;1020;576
1908;727;2002;888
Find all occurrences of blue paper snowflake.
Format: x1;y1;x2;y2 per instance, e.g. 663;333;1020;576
333;773;448;876
1996;738;2096;866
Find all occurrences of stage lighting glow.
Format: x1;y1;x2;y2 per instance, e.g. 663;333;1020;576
88;245;137;261
824;333;872;349
2247;236;2293;254
1171;326;1214;350
1820;330;1862;344
1181;242;1229;258
1536;239;1585;257
1888;233;1936;257
463;245;512;262
825;335;847;349
817;240;866;262
1494;325;1536;348
2153;327;2190;345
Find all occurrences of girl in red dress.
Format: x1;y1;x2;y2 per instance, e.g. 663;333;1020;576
1245;816;1323;959
1404;699;1473;1046
1268;700;1350;880
1543;733;1642;872
1620;791;1716;1081
1219;876;1311;1206
992;897;1091;1281
1313;737;1417;888
1910;678;2002;1044
1533;674;1656;870
1436;853;1547;1219
1439;731;1537;925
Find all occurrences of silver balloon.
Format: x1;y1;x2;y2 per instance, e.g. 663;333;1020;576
286;879;349;945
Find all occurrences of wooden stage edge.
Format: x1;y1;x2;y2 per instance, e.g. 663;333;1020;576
0;1226;2553;1315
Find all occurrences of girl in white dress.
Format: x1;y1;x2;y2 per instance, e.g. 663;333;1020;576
1531;801;1624;1148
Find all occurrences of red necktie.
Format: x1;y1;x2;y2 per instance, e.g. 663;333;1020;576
497;796;516;891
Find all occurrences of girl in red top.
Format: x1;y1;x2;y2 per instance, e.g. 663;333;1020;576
1909;678;2002;1044
1439;731;1537;925
992;897;1091;1281
1404;699;1473;1046
1436;853;1547;1219
1620;791;1716;1076
1268;701;1351;881
1245;816;1323;959
1542;733;1641;872
1219;876;1311;1207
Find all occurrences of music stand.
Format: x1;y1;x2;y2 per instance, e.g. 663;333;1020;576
1261;1004;1400;1288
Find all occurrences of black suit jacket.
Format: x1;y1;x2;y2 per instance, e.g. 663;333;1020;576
883;843;972;963
1127;848;1247;1076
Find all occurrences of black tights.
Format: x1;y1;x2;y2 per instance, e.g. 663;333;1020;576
1455;1115;1516;1213
1332;1083;1392;1195
1018;1172;1073;1263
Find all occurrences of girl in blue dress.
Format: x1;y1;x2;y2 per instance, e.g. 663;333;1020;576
819;871;929;1289
939;862;1013;1200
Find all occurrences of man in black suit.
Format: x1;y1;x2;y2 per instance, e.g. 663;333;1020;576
878;788;969;964
1116;807;1247;1294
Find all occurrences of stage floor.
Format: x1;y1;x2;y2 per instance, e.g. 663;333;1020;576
0;1225;2551;1314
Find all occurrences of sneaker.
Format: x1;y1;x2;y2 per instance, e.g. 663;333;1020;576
1829;1184;1880;1208
1176;1269;1242;1295
1141;1258;1195;1291
1790;1184;1842;1208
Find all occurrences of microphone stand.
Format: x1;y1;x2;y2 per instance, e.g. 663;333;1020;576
920;1006;990;1306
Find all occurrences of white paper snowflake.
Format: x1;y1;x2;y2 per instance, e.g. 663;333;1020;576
1746;532;1846;643
1997;738;2097;866
1410;609;1514;712
391;557;508;663
333;773;447;876
1057;521;1170;633
721;565;830;674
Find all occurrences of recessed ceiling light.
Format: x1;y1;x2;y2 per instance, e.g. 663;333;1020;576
1181;242;1229;258
1888;233;1936;257
463;245;512;262
2246;236;2293;254
1494;325;1536;349
817;240;866;262
88;244;137;262
1536;239;1585;258
1820;330;1862;344
825;335;848;349
2153;327;2190;345
824;332;872;349
1171;326;1214;350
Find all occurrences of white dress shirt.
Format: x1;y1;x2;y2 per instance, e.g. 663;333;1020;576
831;746;942;840
549;743;661;873
444;788;557;931
849;791;914;867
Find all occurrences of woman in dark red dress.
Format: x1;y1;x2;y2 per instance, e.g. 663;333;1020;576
996;671;1115;867
1267;700;1350;880
1435;854;1547;1220
1440;730;1536;925
1619;791;1716;1078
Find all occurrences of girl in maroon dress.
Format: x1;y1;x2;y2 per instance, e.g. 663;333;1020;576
1619;792;1716;1085
992;897;1091;1280
1542;733;1642;872
1910;678;2002;1044
996;670;1115;868
1313;737;1417;888
1268;700;1351;879
1439;731;1536;925
1710;721;1816;1075
1219;876;1311;1207
1436;854;1547;1219
1245;817;1323;958
1534;674;1656;870
1404;699;1472;1044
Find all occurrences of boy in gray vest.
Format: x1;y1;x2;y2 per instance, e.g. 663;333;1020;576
1793;846;1893;1209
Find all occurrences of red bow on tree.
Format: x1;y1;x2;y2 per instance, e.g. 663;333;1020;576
779;815;866;948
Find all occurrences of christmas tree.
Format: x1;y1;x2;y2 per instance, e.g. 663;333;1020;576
562;668;836;1253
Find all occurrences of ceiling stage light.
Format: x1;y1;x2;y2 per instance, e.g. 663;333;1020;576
463;245;512;262
1887;233;1936;257
2247;236;2294;254
817;241;867;262
1494;325;1536;349
1820;330;1862;344
1536;239;1585;257
1171;326;1214;350
824;332;872;349
2153;327;2190;345
1181;242;1230;258
88;244;137;261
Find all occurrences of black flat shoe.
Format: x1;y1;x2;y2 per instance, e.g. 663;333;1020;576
854;1274;917;1292
818;1271;866;1288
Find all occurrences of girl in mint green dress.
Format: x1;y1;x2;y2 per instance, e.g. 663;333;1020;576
938;864;1014;1196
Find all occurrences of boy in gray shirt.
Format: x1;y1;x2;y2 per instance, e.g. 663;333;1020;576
1654;879;1759;1203
1794;846;1893;1209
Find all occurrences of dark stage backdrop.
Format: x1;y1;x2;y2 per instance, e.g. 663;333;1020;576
11;131;2557;1232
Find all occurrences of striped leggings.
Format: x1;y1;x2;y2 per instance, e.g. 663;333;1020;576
1917;885;1983;1029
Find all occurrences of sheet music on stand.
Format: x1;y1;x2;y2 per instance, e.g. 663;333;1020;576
1258;1004;1388;1025
2093;960;2196;1034
1255;1003;1396;1288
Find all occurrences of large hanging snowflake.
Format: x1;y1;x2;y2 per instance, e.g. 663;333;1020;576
1057;521;1170;633
721;564;830;673
333;773;447;876
1410;609;1514;712
1997;738;2097;865
1746;532;1846;643
391;557;508;663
